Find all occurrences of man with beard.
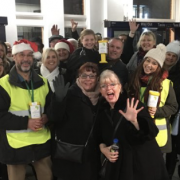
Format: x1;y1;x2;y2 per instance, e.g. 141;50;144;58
0;39;53;180
99;38;128;86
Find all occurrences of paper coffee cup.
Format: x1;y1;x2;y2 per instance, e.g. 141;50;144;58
147;90;160;118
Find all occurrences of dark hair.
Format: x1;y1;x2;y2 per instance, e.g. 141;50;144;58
95;32;102;36
49;35;64;43
119;34;128;37
0;42;10;73
0;41;7;57
108;37;124;44
0;57;6;78
78;62;99;76
127;60;165;102
30;37;44;49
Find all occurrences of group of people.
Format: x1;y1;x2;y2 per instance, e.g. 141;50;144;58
0;19;180;180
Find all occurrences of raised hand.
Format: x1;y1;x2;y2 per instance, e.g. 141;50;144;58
119;98;143;127
129;19;139;35
71;19;78;32
53;74;70;101
51;24;60;35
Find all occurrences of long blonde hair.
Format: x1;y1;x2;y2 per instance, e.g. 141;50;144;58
41;48;59;65
137;31;156;49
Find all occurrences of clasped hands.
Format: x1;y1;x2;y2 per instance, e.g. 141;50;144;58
28;114;48;131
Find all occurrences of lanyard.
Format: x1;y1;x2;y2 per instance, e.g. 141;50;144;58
25;80;34;102
140;76;152;102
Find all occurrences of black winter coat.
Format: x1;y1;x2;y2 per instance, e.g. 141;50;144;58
168;60;180;153
99;59;128;86
66;47;101;84
97;95;169;180
51;83;100;180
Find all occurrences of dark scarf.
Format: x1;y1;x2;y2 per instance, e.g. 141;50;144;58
137;47;148;65
137;45;156;65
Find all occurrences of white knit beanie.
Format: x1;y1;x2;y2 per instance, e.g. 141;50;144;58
144;44;167;67
166;40;180;59
54;42;70;52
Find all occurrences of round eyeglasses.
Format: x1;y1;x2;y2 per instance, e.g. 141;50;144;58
80;74;96;79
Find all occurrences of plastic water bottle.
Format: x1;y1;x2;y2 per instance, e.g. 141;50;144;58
110;138;119;152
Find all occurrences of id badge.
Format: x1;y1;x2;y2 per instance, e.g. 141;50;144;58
29;102;41;119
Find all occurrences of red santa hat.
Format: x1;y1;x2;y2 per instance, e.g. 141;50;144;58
12;39;41;59
54;39;74;54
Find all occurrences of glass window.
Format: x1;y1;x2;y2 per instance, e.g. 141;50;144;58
17;26;42;41
65;27;83;39
15;0;41;13
64;0;84;15
133;0;171;19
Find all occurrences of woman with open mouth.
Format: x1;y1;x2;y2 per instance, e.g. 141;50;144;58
97;69;170;180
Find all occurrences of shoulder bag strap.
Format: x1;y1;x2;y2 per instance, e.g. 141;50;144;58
85;103;100;146
112;108;126;140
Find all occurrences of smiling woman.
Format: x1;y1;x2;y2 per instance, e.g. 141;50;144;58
127;44;178;154
126;30;156;75
50;62;100;180
97;69;170;180
40;48;60;92
99;71;121;109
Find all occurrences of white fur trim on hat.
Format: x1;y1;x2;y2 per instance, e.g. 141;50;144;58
144;44;167;68
54;42;70;52
166;40;180;59
33;51;41;59
12;43;33;55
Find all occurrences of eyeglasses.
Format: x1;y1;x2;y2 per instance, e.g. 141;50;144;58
18;53;33;59
80;74;96;79
100;83;119;89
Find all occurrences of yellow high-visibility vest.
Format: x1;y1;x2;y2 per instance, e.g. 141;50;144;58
0;74;51;149
140;79;171;147
155;79;171;147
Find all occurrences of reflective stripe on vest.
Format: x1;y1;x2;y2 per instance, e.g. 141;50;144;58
0;74;51;149
155;79;171;147
7;108;44;133
140;79;171;147
8;108;44;118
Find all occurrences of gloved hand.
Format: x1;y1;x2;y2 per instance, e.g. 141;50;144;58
53;74;70;102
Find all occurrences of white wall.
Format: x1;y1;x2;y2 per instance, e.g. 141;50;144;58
0;0;179;46
106;0;124;21
85;0;104;36
41;0;64;48
0;0;17;45
175;0;180;21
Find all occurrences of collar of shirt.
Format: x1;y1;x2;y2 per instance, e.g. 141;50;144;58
17;72;32;82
